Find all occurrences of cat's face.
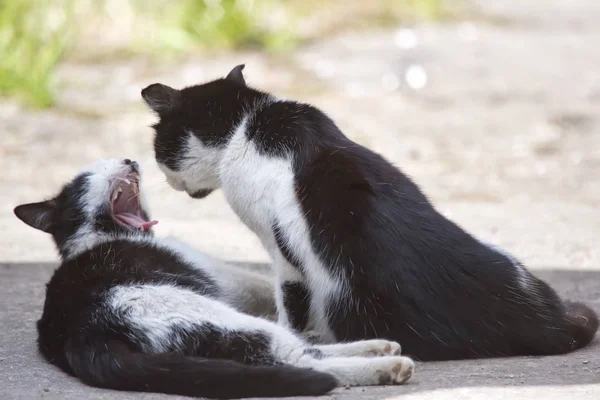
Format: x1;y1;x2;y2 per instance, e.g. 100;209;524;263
14;158;157;258
142;64;260;199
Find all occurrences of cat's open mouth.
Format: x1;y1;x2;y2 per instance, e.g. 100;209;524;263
111;173;158;231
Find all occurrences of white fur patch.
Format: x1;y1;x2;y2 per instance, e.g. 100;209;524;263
218;118;344;341
108;284;248;352
107;283;298;353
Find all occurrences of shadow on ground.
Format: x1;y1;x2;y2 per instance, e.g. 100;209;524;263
1;262;598;399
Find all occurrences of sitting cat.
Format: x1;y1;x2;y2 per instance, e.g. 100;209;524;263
142;65;598;361
14;158;414;399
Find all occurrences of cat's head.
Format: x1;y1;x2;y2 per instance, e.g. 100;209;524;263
14;158;158;259
142;64;265;199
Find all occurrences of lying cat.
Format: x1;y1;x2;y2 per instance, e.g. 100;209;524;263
142;65;598;361
14;158;414;399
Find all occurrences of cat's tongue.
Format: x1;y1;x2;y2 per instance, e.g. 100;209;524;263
116;213;158;231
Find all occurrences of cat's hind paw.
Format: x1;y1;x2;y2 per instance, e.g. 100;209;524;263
376;356;415;385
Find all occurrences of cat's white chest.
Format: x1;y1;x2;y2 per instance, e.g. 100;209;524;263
220;127;343;341
220;140;294;255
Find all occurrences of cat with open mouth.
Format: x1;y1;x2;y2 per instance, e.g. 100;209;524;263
108;161;157;231
14;158;414;398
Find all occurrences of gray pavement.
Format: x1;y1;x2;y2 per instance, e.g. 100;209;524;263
1;263;599;400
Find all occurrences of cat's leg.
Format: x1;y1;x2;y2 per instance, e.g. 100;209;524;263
273;254;311;332
275;260;337;344
161;235;276;317
110;283;284;365
237;312;414;385
216;264;276;318
297;355;414;386
312;340;402;357
264;322;414;386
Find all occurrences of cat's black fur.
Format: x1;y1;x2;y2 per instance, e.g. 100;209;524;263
14;160;337;398
38;241;289;397
143;65;598;361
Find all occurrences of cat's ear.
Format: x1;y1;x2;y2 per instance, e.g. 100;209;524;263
225;64;246;86
141;83;182;116
14;200;57;234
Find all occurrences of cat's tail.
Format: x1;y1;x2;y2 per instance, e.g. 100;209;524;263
563;301;599;351
65;339;337;398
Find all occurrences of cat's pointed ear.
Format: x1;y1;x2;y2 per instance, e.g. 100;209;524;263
14;200;57;234
225;64;246;86
141;83;181;116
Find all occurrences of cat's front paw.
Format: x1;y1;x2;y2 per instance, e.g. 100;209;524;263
376;356;415;385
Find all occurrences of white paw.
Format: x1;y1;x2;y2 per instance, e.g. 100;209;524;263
375;356;415;385
361;339;402;357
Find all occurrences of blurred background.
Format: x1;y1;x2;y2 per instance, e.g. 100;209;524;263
2;2;600;398
1;0;599;268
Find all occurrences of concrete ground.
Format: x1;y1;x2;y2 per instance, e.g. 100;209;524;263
1;0;599;398
2;264;599;400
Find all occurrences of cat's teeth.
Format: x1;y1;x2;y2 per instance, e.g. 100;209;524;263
112;187;122;201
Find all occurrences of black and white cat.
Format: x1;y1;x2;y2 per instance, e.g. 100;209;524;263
142;65;598;361
14;158;415;399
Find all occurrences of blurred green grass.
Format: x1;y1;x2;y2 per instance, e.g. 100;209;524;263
0;0;456;108
0;0;73;107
